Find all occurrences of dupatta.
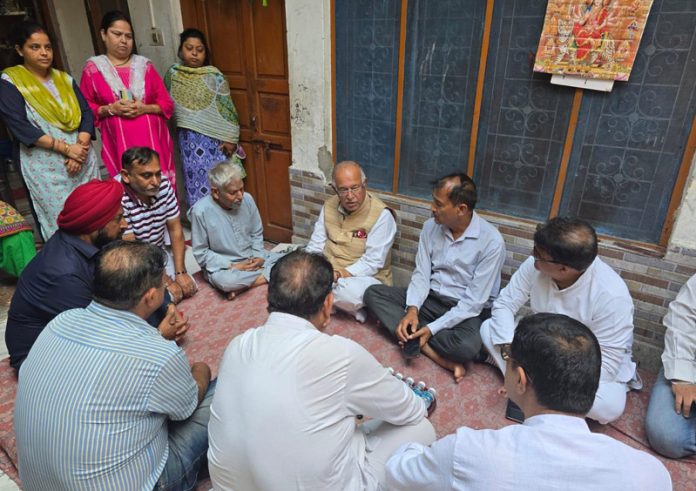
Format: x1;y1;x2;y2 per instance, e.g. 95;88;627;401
88;54;149;100
2;65;81;132
164;63;240;144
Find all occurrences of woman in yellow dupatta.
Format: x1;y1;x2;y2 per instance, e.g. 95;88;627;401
0;21;99;240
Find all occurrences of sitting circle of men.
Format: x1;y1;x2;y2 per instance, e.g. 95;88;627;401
0;12;684;491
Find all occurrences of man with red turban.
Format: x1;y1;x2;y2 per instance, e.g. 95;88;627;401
6;179;186;370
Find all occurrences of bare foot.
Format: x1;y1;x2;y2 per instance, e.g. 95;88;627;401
453;363;466;383
422;344;467;383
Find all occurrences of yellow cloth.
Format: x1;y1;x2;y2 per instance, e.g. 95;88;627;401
323;193;393;285
2;65;81;132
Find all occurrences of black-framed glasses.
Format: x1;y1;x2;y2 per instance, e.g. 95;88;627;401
532;246;564;265
332;183;365;197
501;344;512;361
501;344;533;384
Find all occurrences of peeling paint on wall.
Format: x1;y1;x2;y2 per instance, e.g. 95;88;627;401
317;146;333;181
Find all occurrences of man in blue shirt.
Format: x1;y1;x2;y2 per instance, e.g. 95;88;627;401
6;179;183;370
364;173;506;383
15;240;214;491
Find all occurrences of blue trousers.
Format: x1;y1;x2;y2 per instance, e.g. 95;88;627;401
645;369;696;459
155;379;217;491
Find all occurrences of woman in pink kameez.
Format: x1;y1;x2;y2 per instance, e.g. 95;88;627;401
80;10;176;186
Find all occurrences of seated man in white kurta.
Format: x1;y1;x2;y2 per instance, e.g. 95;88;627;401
305;161;396;322
189;161;284;300
480;217;640;424
386;313;671;491
207;250;435;491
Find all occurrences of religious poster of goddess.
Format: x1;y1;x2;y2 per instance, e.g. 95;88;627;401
534;0;654;81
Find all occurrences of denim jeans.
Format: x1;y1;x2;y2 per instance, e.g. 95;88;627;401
645;369;696;459
155;379;217;491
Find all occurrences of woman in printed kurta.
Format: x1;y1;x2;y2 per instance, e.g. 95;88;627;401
79;10;176;186
0;21;99;240
165;28;245;206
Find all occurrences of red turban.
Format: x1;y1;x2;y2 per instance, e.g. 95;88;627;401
57;179;124;234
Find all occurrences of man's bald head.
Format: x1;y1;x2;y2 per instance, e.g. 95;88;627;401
534;217;598;271
332;161;366;184
93;241;167;310
331;161;368;213
267;250;334;320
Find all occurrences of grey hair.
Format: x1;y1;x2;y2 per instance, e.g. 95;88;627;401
208;160;244;189
332;161;366;185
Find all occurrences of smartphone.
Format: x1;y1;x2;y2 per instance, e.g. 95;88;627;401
505;399;525;423
402;325;421;359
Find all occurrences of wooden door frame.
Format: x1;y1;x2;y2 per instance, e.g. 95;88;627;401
179;0;294;242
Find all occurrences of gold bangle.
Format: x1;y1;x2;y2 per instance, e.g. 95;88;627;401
63;142;70;155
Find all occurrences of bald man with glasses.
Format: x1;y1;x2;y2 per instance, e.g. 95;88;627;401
305;161;397;322
480;217;640;424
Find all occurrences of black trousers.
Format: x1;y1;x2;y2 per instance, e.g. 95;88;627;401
364;284;491;363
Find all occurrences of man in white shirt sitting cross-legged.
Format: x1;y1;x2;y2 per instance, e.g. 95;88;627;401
386;313;671;491
207;250;435;491
480;217;640;424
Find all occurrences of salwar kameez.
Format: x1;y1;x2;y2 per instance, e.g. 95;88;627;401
0;72;99;239
80;56;176;186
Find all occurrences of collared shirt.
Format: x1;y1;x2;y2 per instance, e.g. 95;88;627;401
662;273;696;383
6;230;98;369
189;193;266;273
405;212;506;335
121;176;179;247
15;301;198;491
385;413;671;490
208;312;426;491
305;206;397;277
489;256;636;383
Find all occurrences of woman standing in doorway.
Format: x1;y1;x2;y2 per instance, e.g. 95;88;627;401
0;21;99;240
165;28;245;206
80;10;177;185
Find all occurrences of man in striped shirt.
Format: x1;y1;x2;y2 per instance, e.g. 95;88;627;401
15;241;214;491
120;146;197;303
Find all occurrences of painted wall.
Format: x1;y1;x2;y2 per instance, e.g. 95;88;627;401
52;0;94;81
285;0;334;180
126;0;182;75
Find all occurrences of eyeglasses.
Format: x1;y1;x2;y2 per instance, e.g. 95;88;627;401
333;183;365;197
501;344;512;361
501;344;533;384
532;246;564;265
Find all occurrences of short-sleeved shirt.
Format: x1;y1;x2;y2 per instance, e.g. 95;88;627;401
122;176;179;247
6;230;97;369
15;301;199;491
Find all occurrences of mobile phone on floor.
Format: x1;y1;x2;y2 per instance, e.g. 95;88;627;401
505;399;525;423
